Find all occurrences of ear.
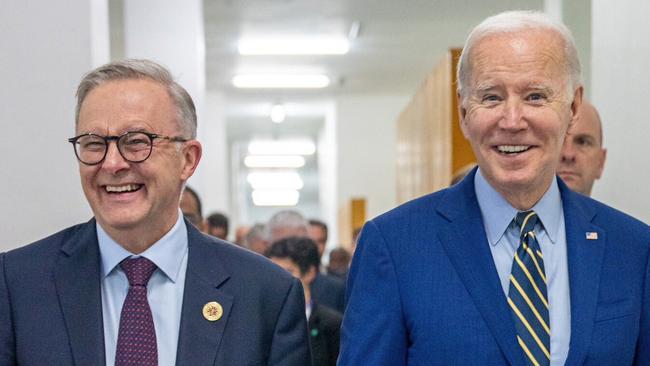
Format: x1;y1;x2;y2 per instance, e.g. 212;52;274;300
457;92;470;138
568;85;584;128
180;140;202;180
596;148;607;179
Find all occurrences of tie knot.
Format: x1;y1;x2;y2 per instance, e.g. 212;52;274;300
120;257;157;286
515;210;538;235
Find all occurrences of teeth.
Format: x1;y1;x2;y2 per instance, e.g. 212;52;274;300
105;184;140;193
497;145;530;153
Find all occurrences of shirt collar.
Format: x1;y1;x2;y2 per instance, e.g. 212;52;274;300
475;168;562;246
97;209;189;283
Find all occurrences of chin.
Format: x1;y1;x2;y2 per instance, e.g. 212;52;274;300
95;210;146;231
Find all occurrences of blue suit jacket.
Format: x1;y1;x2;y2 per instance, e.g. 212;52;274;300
339;170;650;365
0;219;311;365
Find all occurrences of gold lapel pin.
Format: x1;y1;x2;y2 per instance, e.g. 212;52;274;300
203;301;223;321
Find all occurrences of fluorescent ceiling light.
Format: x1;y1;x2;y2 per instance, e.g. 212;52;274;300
238;37;349;55
270;104;286;123
247;171;304;190
232;74;330;89
244;155;305;168
248;140;316;155
252;189;300;206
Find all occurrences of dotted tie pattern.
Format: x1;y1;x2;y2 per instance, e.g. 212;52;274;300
115;257;158;366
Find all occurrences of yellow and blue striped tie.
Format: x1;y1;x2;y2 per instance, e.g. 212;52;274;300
508;211;550;366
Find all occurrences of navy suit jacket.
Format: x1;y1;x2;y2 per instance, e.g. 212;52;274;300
338;170;650;365
311;272;346;313
0;219;311;365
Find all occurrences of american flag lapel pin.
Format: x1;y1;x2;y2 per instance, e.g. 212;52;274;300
586;232;598;240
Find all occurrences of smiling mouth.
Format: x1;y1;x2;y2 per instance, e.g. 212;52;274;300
496;145;532;155
104;184;143;193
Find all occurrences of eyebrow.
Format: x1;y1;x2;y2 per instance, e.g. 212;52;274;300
475;81;498;93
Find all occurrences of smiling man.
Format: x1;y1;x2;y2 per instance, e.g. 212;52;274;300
339;11;650;366
0;59;310;365
558;101;607;196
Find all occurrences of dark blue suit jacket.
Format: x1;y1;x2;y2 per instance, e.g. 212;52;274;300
311;272;345;313
0;219;311;365
339;170;650;365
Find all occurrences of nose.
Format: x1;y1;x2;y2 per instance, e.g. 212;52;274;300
560;137;576;164
101;141;130;174
498;98;526;131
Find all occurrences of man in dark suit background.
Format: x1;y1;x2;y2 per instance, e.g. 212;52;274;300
266;236;342;366
339;11;650;366
0;59;310;365
268;210;346;313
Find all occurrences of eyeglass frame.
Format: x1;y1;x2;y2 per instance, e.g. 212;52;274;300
68;131;189;165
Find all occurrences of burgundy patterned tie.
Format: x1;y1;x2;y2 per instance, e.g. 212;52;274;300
115;257;158;366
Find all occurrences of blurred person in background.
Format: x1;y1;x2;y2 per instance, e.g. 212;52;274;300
267;237;342;366
268;211;345;313
558;100;607;196
206;212;229;240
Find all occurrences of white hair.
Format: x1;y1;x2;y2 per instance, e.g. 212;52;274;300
457;10;581;101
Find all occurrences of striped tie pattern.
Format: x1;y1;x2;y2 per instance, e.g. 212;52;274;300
508;211;550;366
115;257;158;366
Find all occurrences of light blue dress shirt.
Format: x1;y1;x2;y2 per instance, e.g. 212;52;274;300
474;169;571;366
98;211;188;366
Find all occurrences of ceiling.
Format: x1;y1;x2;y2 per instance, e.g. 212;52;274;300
204;0;543;105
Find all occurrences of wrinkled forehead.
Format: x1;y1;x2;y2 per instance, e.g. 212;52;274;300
468;30;570;86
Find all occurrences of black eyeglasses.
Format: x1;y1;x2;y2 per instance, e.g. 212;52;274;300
68;131;189;165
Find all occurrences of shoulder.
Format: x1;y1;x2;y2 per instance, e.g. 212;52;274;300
188;230;296;290
567;191;650;242
2;221;92;270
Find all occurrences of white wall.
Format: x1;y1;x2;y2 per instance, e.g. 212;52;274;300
336;94;410;220
591;0;650;224
0;0;109;250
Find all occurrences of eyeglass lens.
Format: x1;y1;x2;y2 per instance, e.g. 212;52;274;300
74;132;152;164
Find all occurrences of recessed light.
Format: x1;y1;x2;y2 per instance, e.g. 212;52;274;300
244;155;305;168
252;189;300;206
270;104;286;123
232;74;330;89
247;171;304;190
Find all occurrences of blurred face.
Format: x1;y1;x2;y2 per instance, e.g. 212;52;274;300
270;257;316;289
459;30;582;209
558;102;606;196
180;190;204;230
77;79;201;246
308;224;327;257
208;226;227;240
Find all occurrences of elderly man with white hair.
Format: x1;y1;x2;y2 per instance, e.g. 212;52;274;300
339;10;650;366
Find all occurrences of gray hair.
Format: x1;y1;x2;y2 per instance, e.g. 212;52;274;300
245;223;267;247
75;59;197;138
457;10;581;102
266;210;309;242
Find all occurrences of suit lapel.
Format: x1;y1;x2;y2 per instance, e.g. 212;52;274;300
53;220;106;366
436;172;525;366
560;185;606;366
176;225;233;365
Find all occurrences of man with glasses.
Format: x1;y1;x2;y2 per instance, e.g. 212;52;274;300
0;59;310;365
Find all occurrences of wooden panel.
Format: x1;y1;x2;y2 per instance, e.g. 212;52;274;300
338;197;367;250
396;48;476;202
450;48;476;176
